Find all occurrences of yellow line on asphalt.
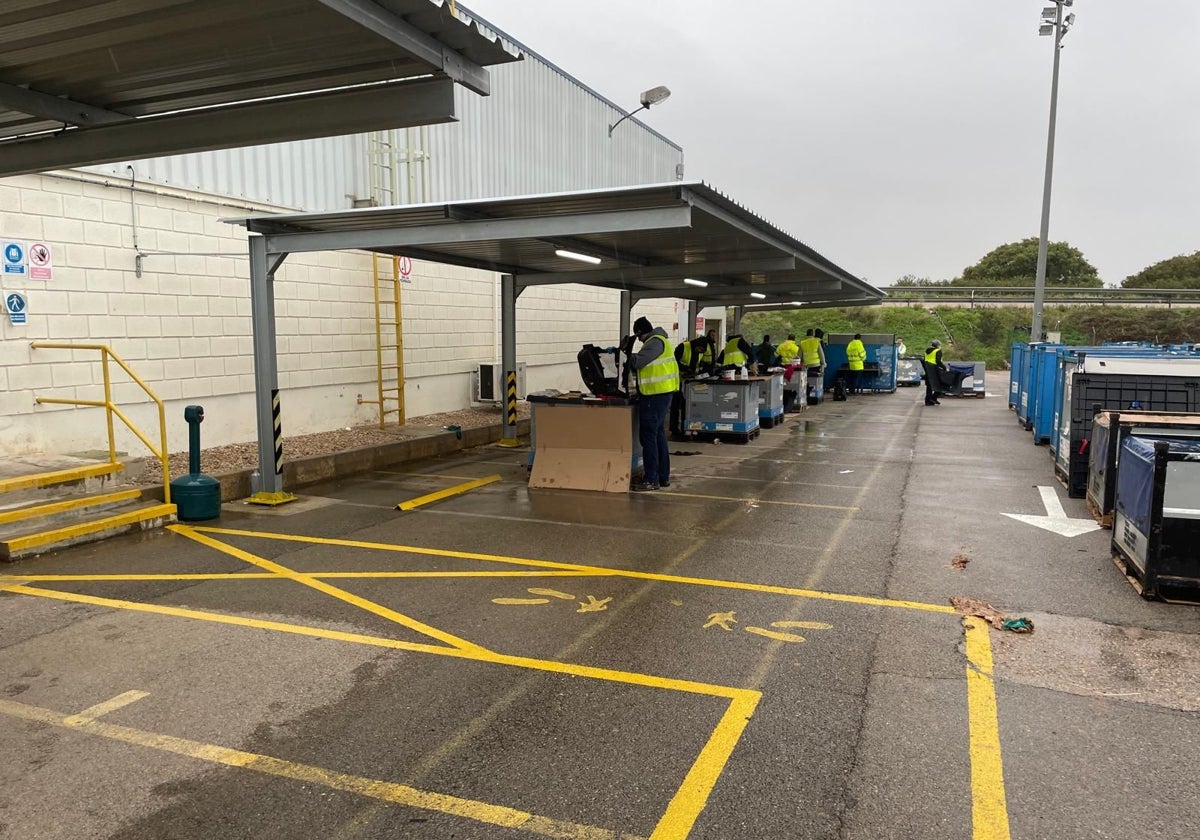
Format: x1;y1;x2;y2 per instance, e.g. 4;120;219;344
62;690;149;726
184;526;954;614
0;570;614;583
0;696;641;840
397;474;502;510
168;525;487;654
2;584;750;700
963;617;1012;840
659;491;858;510
649;691;760;840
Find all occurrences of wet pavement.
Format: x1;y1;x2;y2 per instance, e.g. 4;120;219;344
2;380;1198;840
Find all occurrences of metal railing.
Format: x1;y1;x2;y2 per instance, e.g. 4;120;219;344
30;342;171;504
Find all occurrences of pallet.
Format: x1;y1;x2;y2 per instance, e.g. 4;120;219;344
1086;495;1113;529
759;414;783;429
694;429;760;445
1111;552;1200;605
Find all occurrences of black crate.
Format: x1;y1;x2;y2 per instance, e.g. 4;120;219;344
1062;373;1200;497
1086;411;1200;526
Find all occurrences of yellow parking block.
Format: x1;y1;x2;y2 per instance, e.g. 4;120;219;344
397;475;501;511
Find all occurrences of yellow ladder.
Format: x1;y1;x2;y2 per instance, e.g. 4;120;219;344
359;254;406;427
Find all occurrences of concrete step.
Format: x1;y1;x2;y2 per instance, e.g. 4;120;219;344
0;460;127;510
0;488;143;527
0;501;177;562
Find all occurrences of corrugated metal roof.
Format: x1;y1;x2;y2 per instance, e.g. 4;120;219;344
0;0;520;175
231;181;883;309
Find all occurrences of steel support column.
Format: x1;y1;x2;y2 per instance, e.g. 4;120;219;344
499;274;520;446
731;306;744;336
686;300;698;339
619;291;632;340
248;237;294;504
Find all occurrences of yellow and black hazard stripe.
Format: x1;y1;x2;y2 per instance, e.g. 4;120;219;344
505;372;517;426
272;389;283;474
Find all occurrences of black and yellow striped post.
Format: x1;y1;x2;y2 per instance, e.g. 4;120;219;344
499;370;519;447
271;389;284;475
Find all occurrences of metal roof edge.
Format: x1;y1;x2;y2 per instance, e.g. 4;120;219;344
457;3;683;153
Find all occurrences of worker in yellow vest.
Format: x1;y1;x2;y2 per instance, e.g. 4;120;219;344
924;339;946;406
777;334;800;365
799;329;826;402
718;334;753;368
626;316;680;490
696;329;717;372
845;333;867;395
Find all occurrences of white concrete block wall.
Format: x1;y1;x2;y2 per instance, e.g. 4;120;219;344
0;171;685;461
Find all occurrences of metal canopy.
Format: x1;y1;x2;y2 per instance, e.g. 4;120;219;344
0;0;520;177
231;182;881;500
237;181;883;310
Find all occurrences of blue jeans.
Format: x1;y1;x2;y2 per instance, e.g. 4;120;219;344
638;392;673;485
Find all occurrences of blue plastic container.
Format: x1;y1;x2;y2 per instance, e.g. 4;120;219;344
1009;342;1028;411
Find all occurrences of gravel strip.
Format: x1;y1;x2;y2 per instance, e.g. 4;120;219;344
127;404;530;485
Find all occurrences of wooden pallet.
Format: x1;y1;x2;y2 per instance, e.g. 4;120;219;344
1086;495;1113;529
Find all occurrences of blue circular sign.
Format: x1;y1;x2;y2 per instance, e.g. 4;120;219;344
6;293;25;313
4;243;23;264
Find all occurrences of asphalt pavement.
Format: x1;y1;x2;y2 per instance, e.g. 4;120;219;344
2;377;1197;840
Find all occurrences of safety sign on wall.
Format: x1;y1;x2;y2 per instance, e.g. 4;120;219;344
398;255;413;284
28;242;52;280
6;292;27;325
3;242;26;276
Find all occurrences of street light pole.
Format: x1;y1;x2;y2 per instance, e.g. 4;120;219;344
1031;1;1074;343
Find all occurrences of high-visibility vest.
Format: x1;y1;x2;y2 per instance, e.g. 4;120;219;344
800;337;822;366
677;341;692;367
778;339;799;364
698;342;714;365
925;348;941;365
846;339;867;371
638;337;680;396
722;338;748;367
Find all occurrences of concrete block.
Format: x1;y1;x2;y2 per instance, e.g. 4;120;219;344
144;295;180;317
178;295;210;316
159;316;193;336
109;293;146;316
179;337;210;357
64;243;109;270
83;221;123;247
21;191;64;217
86;315;127;339
8;364;54;391
0;210;44;239
145;337;181;359
47;317;93;339
125;316;164;338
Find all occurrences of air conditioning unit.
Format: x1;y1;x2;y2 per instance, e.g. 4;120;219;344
474;362;526;403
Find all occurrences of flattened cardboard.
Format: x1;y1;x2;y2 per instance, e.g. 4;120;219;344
529;403;637;493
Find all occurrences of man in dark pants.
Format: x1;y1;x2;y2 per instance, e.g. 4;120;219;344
924;339;946;405
625;316;680;491
669;335;701;440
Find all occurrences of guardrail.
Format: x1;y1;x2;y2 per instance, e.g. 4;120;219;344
30;342;171;504
880;286;1200;307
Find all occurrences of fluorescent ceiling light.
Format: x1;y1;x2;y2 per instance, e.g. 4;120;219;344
750;292;767;299
555;249;601;265
790;301;804;306
684;278;708;287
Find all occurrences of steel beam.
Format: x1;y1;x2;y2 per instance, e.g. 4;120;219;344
500;274;519;445
316;0;493;96
0;82;130;127
514;257;796;288
249;237;284;497
0;76;457;179
261;205;693;256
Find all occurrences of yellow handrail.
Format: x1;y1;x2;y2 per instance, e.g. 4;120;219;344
30;342;171;505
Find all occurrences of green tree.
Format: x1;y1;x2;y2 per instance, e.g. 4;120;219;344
1121;252;1200;289
956;238;1101;287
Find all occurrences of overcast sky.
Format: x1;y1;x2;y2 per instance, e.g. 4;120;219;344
462;0;1198;287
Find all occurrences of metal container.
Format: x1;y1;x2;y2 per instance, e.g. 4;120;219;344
685;379;760;435
756;373;785;427
1112;436;1200;603
822;333;898;393
1087;410;1200;527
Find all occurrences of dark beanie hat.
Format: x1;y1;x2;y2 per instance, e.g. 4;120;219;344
633;316;653;335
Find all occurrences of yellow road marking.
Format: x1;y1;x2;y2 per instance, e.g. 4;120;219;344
62;690;149;726
771;620;833;631
185;526;954;614
650;691;760;840
0;696;640;840
963;617;1012;840
3;584;753;700
0;570;614;583
492;598;550;605
653;491;858;511
397;474;502;510
168;525;487;654
528;588;576;600
744;627;806;643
